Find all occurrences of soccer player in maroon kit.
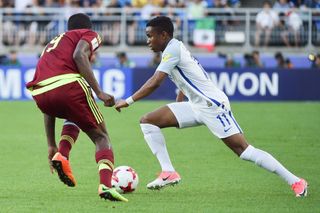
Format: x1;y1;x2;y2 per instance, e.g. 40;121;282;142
26;13;127;202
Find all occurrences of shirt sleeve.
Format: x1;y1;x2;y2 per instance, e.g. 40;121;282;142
81;30;102;53
156;41;181;75
256;12;262;24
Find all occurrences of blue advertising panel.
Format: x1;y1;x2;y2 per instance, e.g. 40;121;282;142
132;68;320;101
0;66;133;101
0;66;319;101
206;68;320;101
132;68;177;100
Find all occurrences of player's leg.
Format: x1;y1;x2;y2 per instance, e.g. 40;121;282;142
51;123;80;187
223;133;307;197
200;104;307;197
34;86;80;187
84;122;127;202
140;105;180;189
57;120;80;159
85;121;113;188
140;102;200;189
140;105;178;171
51;80;127;201
75;80;127;201
218;111;307;197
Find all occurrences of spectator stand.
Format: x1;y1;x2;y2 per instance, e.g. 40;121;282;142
0;3;319;54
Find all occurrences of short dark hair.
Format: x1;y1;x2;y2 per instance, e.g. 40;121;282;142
117;52;126;58
68;13;92;30
275;52;284;59
252;50;260;55
263;0;272;7
146;16;174;37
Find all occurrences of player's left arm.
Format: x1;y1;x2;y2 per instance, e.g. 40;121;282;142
74;40;115;106
176;90;185;102
73;40;101;96
115;71;167;112
44;113;57;173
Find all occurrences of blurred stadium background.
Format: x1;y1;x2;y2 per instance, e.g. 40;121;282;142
0;0;319;101
1;1;320;212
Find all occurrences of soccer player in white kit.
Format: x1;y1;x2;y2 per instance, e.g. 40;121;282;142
115;16;308;197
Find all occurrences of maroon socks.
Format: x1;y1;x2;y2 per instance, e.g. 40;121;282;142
95;148;114;188
58;124;80;159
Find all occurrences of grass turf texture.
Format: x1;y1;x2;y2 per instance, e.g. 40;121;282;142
0;101;319;213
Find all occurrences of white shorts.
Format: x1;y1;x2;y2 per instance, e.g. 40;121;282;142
167;102;243;139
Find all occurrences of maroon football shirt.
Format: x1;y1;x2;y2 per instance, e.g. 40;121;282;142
27;29;101;88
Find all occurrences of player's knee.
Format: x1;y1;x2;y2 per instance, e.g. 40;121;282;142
94;133;111;149
239;144;255;160
140;115;152;124
238;144;249;155
87;129;110;147
92;132;106;143
140;123;160;135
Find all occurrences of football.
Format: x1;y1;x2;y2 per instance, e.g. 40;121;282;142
111;166;139;193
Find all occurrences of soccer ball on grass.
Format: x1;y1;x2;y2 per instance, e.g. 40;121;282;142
111;166;139;193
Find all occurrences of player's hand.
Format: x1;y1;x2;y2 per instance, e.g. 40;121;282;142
115;99;129;112
48;146;58;174
98;92;115;107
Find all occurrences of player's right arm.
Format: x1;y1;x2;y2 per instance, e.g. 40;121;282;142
115;41;180;112
44;114;57;173
115;71;167;112
73;40;115;107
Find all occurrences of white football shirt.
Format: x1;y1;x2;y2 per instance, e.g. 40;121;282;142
156;38;229;108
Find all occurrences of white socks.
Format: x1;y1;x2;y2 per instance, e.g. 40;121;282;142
140;123;300;185
140;123;175;172
240;145;300;185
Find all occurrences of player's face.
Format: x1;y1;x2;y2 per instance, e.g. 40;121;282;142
146;26;166;52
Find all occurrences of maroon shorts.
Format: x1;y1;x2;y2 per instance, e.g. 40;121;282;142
33;80;104;132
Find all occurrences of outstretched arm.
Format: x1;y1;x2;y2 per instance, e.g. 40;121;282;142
44;113;57;173
132;71;167;101
115;71;167;112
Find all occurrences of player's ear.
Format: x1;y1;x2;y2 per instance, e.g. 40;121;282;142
161;31;168;39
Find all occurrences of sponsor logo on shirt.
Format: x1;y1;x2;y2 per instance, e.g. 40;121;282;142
91;37;99;50
162;53;171;62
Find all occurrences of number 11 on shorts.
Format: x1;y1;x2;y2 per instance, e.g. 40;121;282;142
216;113;232;132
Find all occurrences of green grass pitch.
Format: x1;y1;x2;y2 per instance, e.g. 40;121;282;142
0;101;319;212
